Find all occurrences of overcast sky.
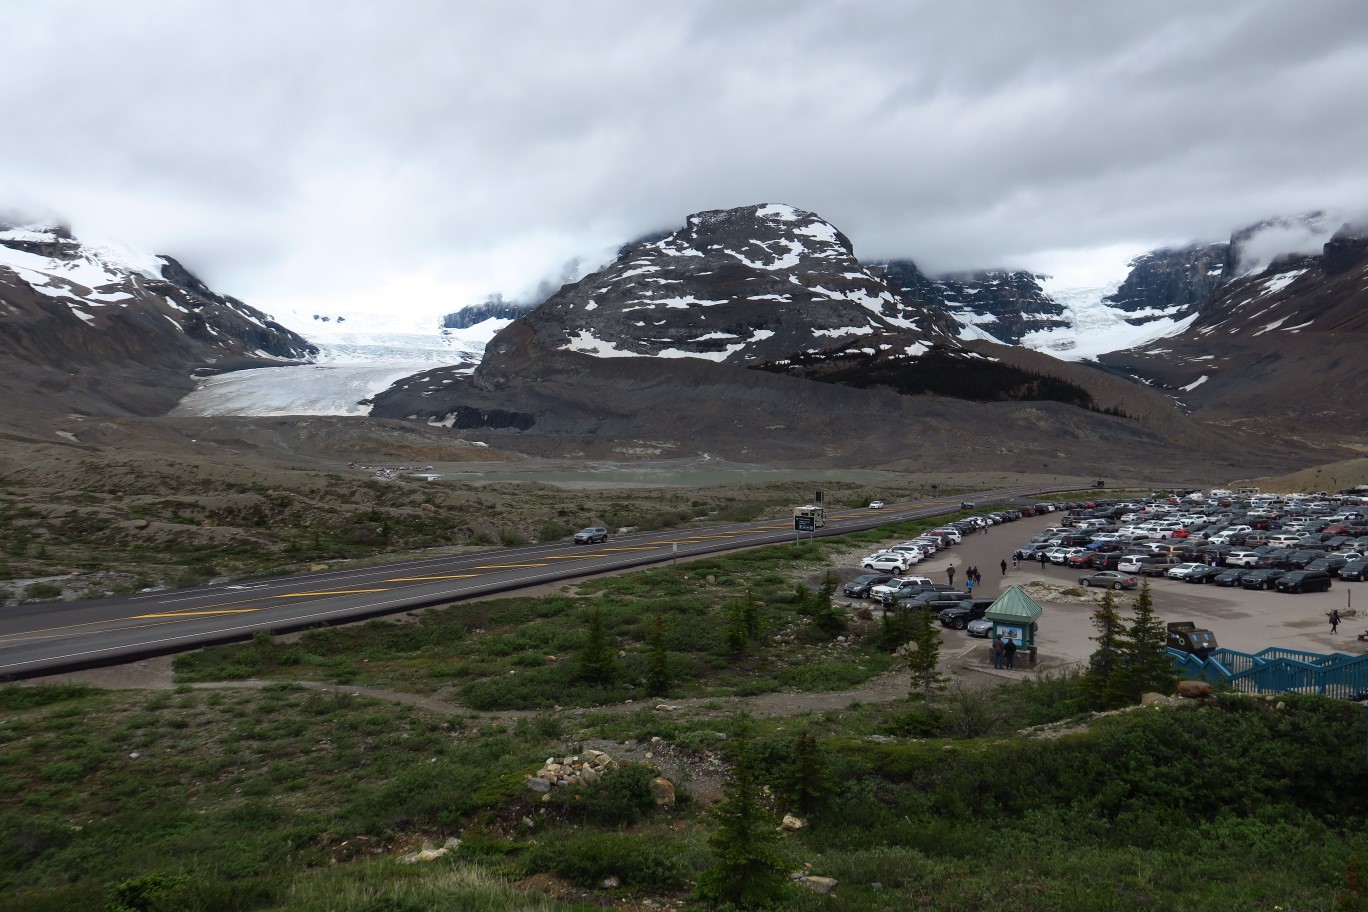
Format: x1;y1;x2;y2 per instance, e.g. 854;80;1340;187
4;0;1368;324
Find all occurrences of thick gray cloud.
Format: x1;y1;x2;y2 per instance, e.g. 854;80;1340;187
3;0;1367;318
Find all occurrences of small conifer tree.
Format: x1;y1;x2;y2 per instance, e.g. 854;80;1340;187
646;610;671;696
1116;581;1174;700
576;607;617;684
778;729;830;817
1082;589;1126;708
905;609;945;701
695;718;790;909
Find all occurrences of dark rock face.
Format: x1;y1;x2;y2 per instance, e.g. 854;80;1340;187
0;225;315;425
441;295;537;329
471;203;952;391
1097;227;1368;442
1102;243;1230;324
934;270;1068;344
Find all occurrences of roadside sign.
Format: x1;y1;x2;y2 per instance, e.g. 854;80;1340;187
795;516;815;532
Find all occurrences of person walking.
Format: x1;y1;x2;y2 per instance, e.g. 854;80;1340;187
1000;559;1008;576
1329;609;1340;634
966;577;975;595
1038;551;1047;568
1012;555;1019;570
947;566;955;586
1003;637;1018;670
974;567;982;586
992;635;1005;669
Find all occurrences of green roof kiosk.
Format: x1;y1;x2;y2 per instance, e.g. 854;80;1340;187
986;586;1044;667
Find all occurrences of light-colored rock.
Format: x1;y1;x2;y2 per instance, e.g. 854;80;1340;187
649;777;676;808
1140;692;1168;705
803;876;838;894
525;776;552;794
602;876;621;888
780;814;807;832
308;563;329;572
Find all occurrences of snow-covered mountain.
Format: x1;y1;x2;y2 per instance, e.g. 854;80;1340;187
0;224;314;365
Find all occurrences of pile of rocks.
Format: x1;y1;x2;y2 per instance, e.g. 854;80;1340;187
526;749;618;793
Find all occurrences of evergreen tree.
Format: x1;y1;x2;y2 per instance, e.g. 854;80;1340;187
724;591;764;653
1082;589;1126;708
1116;581;1174;700
646;611;671;696
777;728;830;817
695;718;791;909
576;607;618;684
807;571;847;638
905;609;945;701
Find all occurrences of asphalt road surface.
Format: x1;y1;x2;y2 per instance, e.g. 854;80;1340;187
0;485;1062;679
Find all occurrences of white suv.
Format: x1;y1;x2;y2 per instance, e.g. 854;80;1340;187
1225;551;1261;567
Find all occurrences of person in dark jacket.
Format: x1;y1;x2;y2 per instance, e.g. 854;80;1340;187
1003;637;1018;669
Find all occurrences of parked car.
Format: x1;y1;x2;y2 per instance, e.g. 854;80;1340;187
895;590;969;611
1137;555;1184;577
1165;562;1210;580
1304;556;1349;577
869;576;933;601
573;526;609;544
966;616;995;637
1078;571;1139;590
863;552;914;572
1184;565;1225;584
1212;568;1250;587
937;598;996;629
1224;550;1262;567
842;574;894;598
1273;570;1333;594
1240;568;1287;590
1339;559;1368;582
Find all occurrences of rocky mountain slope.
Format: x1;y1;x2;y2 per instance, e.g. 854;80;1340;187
1097;224;1368;442
0;223;315;432
368;204;1313;474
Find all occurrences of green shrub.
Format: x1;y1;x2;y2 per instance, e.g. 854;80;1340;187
23;582;63;600
522;831;689;889
549;762;661;826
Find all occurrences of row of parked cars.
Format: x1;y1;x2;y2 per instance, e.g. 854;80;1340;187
1016;491;1368;596
846;508;1041;637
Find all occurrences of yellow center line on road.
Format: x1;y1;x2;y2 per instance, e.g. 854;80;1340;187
384;573;482;582
543;554;605;560
599;546;662;552
131;609;261;619
473;563;549;570
272;589;393;598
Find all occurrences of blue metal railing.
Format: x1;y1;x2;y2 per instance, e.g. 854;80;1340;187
1167;647;1368;700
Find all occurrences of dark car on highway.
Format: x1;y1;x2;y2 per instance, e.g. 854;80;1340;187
1274;569;1333;594
843;574;894;598
1240;568;1286;590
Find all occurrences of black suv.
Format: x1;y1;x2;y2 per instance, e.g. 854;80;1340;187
894;589;969;611
937;598;995;629
879;583;956;607
1274;570;1333;593
1240;568;1286;590
843;574;894;598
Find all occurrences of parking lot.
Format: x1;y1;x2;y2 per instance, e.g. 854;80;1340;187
845;508;1367;672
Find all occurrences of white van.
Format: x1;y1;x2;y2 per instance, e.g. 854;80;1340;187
1267;533;1303;548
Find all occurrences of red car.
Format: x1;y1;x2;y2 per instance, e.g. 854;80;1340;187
1067;552;1096;568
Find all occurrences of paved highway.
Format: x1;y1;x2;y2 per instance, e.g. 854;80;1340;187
0;485;1059;678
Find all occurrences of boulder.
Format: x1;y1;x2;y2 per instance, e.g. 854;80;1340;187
779;814;807;832
525;776;552;794
1176;680;1213;699
649;777;676;808
803;876;839;895
1140;692;1169;705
